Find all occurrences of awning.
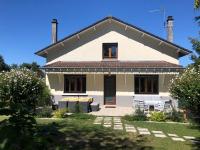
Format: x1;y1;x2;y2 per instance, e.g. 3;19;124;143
43;61;184;74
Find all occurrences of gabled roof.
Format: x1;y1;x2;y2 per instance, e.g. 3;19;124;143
35;16;191;57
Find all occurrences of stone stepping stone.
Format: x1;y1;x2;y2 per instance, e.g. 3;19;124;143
168;133;178;137
114;118;121;120
125;124;134;127
114;122;122;125
103;124;111;127
104;122;112;125
154;134;167;138
137;128;149;132
126;129;137;133
139;131;151;135
114;120;121;122
152;131;163;134
125;126;135;129
171;137;185;142
113;121;122;123
114;124;123;127
93;122;101;125
183;136;196;140
114;126;123;130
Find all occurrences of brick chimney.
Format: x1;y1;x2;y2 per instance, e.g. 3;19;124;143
51;19;58;44
166;16;174;42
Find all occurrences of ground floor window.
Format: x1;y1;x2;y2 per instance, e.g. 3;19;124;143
64;75;86;93
135;75;159;94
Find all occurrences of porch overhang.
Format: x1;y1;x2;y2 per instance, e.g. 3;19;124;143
44;68;182;74
43;61;184;74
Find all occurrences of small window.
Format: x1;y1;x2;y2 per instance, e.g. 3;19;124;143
64;75;86;93
103;43;118;59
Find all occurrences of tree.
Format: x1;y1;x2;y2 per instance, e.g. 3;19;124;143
169;1;200;122
10;62;45;78
195;0;200;9
170;67;200;122
0;55;10;71
0;69;47;132
20;62;45;78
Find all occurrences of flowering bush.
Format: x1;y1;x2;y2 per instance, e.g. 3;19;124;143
149;112;166;122
0;69;47;131
170;66;200;122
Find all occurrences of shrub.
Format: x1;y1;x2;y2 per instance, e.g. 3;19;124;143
53;109;68;118
37;86;52;107
0;69;46;133
69;113;95;120
166;109;184;122
170;67;200;123
150;112;166;122
36;107;53;118
123;109;147;121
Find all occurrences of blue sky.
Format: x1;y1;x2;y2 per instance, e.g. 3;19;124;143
0;0;199;66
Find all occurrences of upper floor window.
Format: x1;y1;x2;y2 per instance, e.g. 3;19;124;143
103;43;118;59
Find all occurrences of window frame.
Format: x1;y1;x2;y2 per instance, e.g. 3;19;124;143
134;75;159;94
64;75;86;93
102;43;118;59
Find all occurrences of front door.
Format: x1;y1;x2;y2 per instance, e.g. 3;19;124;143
104;75;116;105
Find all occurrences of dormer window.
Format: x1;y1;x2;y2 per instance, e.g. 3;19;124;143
103;43;118;59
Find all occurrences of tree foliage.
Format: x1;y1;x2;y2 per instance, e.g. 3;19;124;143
170;67;200;122
0;55;10;72
10;62;45;78
195;0;200;9
0;69;48;132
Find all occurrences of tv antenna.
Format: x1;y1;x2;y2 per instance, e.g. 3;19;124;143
149;7;166;28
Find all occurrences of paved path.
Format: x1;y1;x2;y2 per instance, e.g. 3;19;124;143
93;116;198;143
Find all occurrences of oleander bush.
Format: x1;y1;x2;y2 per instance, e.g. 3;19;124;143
0;68;49;133
170;66;200;123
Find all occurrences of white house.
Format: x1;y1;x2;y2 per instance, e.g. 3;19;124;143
35;16;190;111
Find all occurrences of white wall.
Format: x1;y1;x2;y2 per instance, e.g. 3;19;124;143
46;73;173;97
46;22;179;65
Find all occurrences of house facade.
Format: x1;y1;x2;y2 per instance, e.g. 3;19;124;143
35;16;190;108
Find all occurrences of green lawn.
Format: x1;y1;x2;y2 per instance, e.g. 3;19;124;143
0;115;199;150
122;120;200;150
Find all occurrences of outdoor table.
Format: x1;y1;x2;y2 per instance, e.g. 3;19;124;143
61;97;93;113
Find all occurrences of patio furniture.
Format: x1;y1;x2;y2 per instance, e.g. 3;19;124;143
58;100;68;109
52;104;58;110
90;102;99;111
61;97;93;113
68;100;78;113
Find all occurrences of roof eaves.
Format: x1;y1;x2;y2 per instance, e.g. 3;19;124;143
35;16;191;57
35;16;111;56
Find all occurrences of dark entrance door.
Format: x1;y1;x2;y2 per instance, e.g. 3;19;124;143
104;75;116;105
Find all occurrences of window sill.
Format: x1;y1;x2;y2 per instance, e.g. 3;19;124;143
62;93;88;96
102;58;118;61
